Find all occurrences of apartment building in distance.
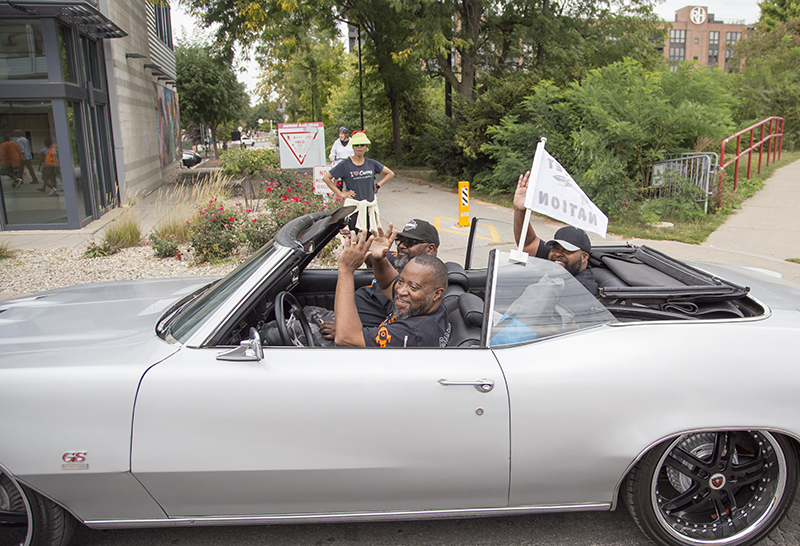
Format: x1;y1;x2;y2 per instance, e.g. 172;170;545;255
662;6;752;71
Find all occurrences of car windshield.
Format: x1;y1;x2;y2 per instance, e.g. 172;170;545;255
489;251;617;346
168;244;281;343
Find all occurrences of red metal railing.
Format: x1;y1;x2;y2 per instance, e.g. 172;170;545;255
717;117;784;204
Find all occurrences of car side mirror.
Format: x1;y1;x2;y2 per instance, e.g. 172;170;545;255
216;328;264;362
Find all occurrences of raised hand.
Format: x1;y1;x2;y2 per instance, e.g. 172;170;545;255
513;171;531;211
369;222;397;261
338;229;373;273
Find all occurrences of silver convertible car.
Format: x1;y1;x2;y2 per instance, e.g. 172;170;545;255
2;207;800;546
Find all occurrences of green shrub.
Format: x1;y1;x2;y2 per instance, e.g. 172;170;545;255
188;197;242;263
239;213;274;251
219;147;280;176
147;232;181;259
262;177;327;231
84;239;119;258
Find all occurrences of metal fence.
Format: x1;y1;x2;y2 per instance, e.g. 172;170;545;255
644;152;719;214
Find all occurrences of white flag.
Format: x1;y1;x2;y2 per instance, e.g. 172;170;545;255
524;140;608;238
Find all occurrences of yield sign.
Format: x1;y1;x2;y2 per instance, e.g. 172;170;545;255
278;122;325;168
280;130;318;165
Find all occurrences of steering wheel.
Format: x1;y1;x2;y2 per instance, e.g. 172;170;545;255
274;291;316;347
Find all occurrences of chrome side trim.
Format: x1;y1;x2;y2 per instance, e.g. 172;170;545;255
84;503;612;529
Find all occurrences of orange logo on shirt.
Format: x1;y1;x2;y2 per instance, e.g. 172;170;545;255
375;327;391;347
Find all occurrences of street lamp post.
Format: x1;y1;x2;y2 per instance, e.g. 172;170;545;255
336;17;364;131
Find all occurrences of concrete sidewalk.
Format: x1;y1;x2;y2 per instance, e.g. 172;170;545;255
2;159;800;283
627;159;800;283
0;183;188;251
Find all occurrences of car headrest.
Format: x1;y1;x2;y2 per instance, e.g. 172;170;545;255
445;262;468;290
458;292;484;327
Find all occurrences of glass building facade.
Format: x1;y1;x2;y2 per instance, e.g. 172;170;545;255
0;1;125;230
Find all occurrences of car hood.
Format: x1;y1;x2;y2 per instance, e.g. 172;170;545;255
0;277;217;366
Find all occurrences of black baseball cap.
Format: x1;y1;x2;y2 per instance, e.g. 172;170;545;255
397;219;439;247
546;226;591;253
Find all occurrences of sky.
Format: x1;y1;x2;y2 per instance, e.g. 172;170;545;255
654;0;762;24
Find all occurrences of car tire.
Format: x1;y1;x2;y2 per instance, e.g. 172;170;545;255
0;470;75;546
625;430;798;546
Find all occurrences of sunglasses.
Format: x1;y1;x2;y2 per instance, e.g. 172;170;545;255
396;238;425;248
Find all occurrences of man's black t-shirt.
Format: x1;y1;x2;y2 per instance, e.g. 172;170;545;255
329;157;385;201
534;239;598;296
363;304;451;348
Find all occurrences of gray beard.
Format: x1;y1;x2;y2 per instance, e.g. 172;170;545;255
394;293;433;321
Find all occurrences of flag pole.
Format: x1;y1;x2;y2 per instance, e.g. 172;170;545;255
509;137;547;264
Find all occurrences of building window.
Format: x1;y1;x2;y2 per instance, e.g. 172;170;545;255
669;29;686;44
669;47;685;62
0;21;47;80
0;101;67;225
708;31;719;66
154;4;174;50
726;32;741;45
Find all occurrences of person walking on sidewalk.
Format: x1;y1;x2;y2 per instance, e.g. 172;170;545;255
322;131;394;232
1;133;23;188
328;126;354;167
14;130;40;186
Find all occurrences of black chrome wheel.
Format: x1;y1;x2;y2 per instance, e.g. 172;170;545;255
626;430;798;546
0;470;74;546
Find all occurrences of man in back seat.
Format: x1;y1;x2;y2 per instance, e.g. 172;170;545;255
356;218;440;326
513;171;598;296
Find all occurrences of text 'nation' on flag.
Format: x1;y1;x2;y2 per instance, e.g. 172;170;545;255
524;139;608;238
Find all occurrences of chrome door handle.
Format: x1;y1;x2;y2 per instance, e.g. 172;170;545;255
438;378;494;393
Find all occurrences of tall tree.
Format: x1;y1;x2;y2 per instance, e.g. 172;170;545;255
181;0;427;161
257;26;347;124
175;41;249;157
760;0;800;29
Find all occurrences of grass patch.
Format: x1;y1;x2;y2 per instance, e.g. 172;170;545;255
153;217;189;244
0;242;16;260
84;217;142;258
103;218;142;249
787;258;800;264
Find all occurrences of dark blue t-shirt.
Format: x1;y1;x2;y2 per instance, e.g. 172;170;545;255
329;157;385;201
363;304;451;348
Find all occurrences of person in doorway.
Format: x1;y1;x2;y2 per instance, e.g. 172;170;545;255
39;138;59;196
322;131;394;232
513;171;598;295
328;126;354;167
14;130;39;186
0;134;23;188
